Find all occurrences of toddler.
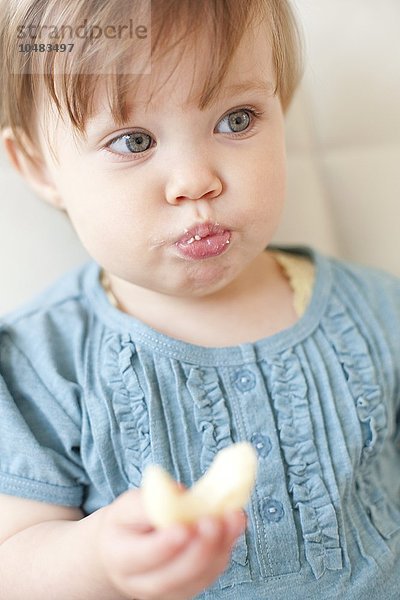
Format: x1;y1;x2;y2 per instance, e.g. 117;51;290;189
1;0;400;598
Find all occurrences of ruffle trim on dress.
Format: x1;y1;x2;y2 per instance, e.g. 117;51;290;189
321;298;386;463
321;296;400;540
268;349;343;579
185;366;232;472
103;333;151;487
184;366;250;573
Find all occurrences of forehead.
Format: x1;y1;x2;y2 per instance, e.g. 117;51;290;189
90;15;274;120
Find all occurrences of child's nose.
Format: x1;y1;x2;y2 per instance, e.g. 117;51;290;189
165;172;222;205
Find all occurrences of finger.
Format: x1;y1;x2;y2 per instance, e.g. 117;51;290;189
125;510;245;576
130;514;227;598
171;512;247;598
111;520;196;575
220;509;248;548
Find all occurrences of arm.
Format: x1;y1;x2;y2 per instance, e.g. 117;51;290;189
0;491;247;600
0;494;122;600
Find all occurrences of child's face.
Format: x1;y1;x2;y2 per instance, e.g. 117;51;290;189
37;18;286;301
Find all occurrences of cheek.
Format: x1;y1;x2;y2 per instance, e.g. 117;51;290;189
63;181;155;261
258;145;286;216
233;149;286;210
56;176;120;246
233;129;286;192
231;150;286;241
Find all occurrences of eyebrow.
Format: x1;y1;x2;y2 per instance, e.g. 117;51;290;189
182;78;274;109
86;78;273;134
217;79;274;98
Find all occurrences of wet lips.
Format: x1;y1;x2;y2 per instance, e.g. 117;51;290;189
175;222;231;260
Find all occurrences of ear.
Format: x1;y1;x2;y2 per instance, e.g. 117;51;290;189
1;127;65;211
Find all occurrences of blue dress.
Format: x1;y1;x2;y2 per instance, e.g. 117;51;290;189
1;246;400;599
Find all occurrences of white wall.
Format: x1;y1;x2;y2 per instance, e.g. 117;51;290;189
275;0;400;274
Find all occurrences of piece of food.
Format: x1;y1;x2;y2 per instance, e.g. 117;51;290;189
141;442;258;528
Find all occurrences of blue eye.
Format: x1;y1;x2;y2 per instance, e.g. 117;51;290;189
216;109;252;134
107;131;152;155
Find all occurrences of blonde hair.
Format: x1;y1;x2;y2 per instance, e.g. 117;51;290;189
0;0;304;163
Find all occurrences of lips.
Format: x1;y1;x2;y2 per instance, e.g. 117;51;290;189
174;221;232;260
176;222;230;245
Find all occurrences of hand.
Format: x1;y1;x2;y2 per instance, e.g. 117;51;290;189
96;488;247;600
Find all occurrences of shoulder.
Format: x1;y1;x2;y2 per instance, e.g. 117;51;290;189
326;253;400;315
316;252;400;374
0;259;99;326
1;260;96;325
0;261;100;383
273;244;400;323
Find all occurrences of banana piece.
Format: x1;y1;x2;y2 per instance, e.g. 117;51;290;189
141;442;258;528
